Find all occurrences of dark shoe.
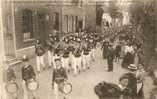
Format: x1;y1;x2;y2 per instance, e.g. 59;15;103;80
63;97;66;99
108;70;113;72
78;70;81;74
43;67;46;70
33;97;36;99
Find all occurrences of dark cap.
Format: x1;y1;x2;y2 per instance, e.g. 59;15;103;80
54;58;61;62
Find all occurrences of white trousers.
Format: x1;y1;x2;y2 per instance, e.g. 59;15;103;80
54;82;65;99
22;80;36;99
73;57;82;74
48;51;53;66
36;55;45;72
90;49;95;61
61;57;70;70
82;54;90;70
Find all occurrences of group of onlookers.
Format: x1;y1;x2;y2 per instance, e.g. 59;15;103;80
101;32;144;72
96;29;148;99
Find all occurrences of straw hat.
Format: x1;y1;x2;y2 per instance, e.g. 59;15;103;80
128;64;138;71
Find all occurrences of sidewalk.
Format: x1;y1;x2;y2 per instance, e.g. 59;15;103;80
5;52;50;99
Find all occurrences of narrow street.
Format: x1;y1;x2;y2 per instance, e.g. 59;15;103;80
1;0;157;99
7;46;155;99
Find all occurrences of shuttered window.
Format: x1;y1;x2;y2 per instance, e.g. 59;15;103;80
22;9;34;40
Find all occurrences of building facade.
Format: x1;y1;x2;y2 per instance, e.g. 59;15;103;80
1;0;96;62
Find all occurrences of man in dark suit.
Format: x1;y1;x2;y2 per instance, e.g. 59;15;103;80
101;41;109;59
106;45;115;72
35;40;45;73
121;65;138;99
118;75;133;99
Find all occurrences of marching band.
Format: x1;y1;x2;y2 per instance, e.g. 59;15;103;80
4;30;151;99
35;40;46;73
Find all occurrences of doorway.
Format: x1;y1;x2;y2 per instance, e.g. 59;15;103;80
37;12;49;46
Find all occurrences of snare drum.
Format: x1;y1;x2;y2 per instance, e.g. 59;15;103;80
27;79;39;91
5;82;18;94
59;82;72;95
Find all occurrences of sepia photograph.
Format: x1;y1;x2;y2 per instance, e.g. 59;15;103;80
0;0;157;99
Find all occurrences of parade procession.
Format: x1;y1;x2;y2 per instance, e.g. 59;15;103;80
1;0;157;99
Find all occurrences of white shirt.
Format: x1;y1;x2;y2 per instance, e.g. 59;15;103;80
137;83;143;93
125;45;134;53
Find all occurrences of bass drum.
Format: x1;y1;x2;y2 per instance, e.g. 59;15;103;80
27;79;39;91
5;82;18;94
59;82;72;95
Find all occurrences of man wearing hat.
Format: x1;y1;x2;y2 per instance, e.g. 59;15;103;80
53;48;61;69
136;64;146;99
118;75;133;99
35;40;45;73
101;40;109;59
47;35;55;68
82;45;91;70
21;55;37;99
121;64;138;99
52;58;68;99
106;45;115;72
73;48;82;75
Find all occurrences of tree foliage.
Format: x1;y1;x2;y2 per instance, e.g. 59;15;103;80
129;0;157;70
96;2;104;26
108;1;123;19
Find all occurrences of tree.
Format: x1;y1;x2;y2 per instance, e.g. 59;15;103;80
108;0;123;26
129;0;157;71
96;2;104;26
108;0;119;18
